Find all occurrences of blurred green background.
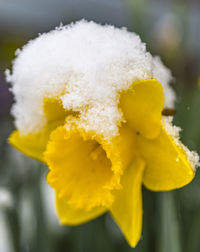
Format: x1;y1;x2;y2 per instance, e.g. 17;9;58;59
0;0;200;251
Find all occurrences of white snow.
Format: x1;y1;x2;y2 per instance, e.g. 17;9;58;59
153;56;176;108
7;20;175;139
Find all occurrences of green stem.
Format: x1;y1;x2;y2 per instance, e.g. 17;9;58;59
157;192;181;252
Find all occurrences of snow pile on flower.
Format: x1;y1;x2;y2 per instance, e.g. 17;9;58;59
6;20;175;139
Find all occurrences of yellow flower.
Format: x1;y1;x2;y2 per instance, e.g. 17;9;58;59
9;78;197;247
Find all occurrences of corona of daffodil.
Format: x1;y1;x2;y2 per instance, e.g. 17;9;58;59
7;21;199;247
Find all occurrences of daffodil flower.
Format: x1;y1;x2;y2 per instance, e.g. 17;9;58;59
7;20;199;247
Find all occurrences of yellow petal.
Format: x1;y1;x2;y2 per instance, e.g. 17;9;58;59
120;79;164;139
43;97;78;122
44;124;136;210
110;158;145;247
9;97;71;163
56;192;106;225
9;129;50;163
137;120;195;191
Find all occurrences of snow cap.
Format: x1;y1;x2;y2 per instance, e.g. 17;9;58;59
7;20;175;138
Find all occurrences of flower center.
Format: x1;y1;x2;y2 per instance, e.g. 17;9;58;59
44;126;122;210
